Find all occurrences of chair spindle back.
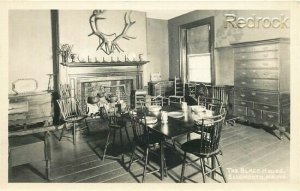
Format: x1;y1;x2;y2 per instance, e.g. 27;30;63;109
195;112;225;155
57;97;84;120
131;111;150;146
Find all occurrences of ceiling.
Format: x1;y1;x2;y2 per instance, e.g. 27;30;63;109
144;10;193;20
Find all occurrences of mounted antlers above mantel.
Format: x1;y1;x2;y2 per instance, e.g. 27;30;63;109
88;10;136;55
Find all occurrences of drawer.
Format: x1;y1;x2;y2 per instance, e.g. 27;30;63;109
9;113;27;121
262;111;279;124
10;94;52;102
235;78;278;91
235;60;279;69
235;69;279;79
234;44;278;53
234;100;254;108
233;105;247;116
247;108;262;118
234;90;279;105
235;51;278;60
254;103;278;112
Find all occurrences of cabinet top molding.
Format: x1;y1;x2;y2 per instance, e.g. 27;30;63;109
230;38;290;47
60;61;149;68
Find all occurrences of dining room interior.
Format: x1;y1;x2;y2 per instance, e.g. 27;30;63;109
7;8;292;184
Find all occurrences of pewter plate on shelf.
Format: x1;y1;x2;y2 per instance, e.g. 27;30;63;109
12;78;38;94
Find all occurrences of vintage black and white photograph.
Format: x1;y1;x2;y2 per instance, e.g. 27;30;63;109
2;0;299;189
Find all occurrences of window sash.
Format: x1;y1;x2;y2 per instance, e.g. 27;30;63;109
187;53;211;83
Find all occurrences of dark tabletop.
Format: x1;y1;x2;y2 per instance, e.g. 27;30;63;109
147;105;195;139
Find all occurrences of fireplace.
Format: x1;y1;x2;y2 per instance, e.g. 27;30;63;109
60;61;148;113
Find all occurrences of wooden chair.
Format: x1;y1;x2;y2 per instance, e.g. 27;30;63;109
198;97;223;115
57;97;90;145
140;96;163;108
195;83;209;98
180;112;227;183
127;110;167;183
168;77;184;105
153;81;172;106
102;106;131;162
184;82;209;106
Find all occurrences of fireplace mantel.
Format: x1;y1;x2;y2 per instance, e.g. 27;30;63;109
60;61;149;89
61;61;149;68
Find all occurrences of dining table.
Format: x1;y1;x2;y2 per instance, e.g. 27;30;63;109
145;104;214;180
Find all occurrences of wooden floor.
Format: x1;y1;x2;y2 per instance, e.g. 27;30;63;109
9;118;290;183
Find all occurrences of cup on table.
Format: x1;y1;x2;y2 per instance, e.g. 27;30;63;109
181;102;188;111
161;111;168;124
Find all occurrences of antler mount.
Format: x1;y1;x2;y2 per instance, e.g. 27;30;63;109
88;10;136;55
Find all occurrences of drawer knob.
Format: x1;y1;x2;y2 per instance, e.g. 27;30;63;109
267;114;274;118
241;82;246;85
241;94;246;97
252;79;256;82
263;97;269;100
241;102;246;105
251;92;256;96
263;106;270;109
242;72;246;75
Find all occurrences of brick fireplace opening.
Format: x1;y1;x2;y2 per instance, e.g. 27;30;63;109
80;77;134;114
60;62;148;113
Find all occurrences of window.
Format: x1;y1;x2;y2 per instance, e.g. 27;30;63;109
187;53;211;82
180;17;214;84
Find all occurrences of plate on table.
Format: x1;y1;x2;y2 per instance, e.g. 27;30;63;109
190;105;206;114
148;105;162;111
168;111;184;119
194;118;214;126
145;116;158;124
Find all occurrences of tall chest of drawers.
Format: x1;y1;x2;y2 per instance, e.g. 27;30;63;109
231;38;290;128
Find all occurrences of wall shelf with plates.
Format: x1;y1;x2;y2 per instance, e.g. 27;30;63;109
60;61;149;68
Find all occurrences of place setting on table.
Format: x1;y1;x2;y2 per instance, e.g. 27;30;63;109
128;102;216;139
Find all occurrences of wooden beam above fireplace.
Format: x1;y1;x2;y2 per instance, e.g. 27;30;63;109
60;61;149;68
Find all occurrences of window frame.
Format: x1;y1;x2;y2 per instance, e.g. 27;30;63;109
179;16;215;85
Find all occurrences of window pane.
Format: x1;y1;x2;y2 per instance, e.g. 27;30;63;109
187;54;211;83
186;25;210;54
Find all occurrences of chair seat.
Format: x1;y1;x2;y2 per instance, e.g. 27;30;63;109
109;123;126;129
181;139;220;157
64;115;88;123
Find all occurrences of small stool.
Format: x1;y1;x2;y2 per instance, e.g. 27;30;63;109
225;115;240;126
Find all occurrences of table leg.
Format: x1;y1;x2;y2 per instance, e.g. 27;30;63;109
44;131;51;181
160;140;164;180
8;148;12;181
211;156;216;179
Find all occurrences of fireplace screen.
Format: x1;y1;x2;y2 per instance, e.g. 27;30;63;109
82;81;132;115
103;85;128;104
